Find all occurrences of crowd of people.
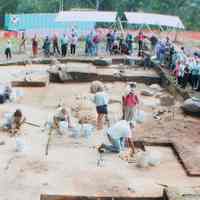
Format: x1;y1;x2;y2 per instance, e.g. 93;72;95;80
155;37;200;91
3;28;200;92
4;29;148;59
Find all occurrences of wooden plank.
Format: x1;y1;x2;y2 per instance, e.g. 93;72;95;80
11;81;48;87
40;195;162;200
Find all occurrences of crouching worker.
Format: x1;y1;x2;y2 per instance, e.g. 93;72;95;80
98;120;135;154
53;106;72;134
4;109;26;135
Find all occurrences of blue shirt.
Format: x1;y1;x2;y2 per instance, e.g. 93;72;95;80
93;91;109;107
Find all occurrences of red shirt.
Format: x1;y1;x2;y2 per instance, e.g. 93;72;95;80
139;34;145;41
123;93;139;107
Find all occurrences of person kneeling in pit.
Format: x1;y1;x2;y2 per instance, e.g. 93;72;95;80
4;109;26;135
53;106;72;134
98;120;135;154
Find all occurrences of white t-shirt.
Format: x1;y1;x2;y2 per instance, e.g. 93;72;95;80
107;120;132;139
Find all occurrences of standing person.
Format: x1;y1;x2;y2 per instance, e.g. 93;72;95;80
111;30;118;43
196;59;200;91
150;34;158;52
43;36;51;57
191;59;199;90
98;120;136;154
138;31;145;56
173;61;181;84
85;32;94;56
52;34;60;56
70;33;78;55
5;40;12;60
178;61;186;86
92;86;109;130
164;37;171;67
19;32;26;53
126;32;133;55
106;30;112;53
159;41;166;66
181;64;190;89
119;33;124;54
169;45;175;70
122;82;139;122
32;35;38;57
93;33;100;56
60;34;68;57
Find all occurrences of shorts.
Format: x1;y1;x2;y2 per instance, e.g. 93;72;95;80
96;105;108;114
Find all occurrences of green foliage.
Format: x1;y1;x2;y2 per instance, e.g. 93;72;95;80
1;0;200;30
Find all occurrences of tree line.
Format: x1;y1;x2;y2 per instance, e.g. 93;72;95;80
0;0;200;30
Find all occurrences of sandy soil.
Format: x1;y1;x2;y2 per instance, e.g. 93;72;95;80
0;66;200;200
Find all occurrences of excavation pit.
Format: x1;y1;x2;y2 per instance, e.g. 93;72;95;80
0;62;199;200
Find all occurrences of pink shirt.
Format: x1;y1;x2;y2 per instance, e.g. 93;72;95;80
123;93;139;107
173;63;180;79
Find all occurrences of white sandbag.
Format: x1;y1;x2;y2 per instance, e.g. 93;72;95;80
10;89;24;102
1;112;12;128
16;89;24;98
15;138;29;152
136;150;162;168
135;110;145;123
148;150;162;166
136;151;150;168
81;124;94;138
68;124;82;138
9;92;17;102
59;121;68;135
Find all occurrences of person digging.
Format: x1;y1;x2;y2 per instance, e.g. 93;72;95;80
98;120;136;155
53;106;72;135
4;109;26;136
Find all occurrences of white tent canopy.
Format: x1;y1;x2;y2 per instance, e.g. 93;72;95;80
125;12;185;29
55;11;117;22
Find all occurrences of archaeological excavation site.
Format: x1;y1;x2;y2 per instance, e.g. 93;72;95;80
0;55;200;200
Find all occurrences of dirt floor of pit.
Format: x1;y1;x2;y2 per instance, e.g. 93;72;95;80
0;67;200;200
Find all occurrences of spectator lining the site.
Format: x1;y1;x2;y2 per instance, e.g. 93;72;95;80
70;33;78;55
106;30;112;53
32;35;38;57
138;31;145;56
19;32;26;53
52;34;60;56
93;32;101;56
5;40;12;60
61;34;68;57
126;32;134;55
85;32;94;56
43;36;51;57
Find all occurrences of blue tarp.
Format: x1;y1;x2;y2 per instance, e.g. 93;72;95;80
4;13;95;36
